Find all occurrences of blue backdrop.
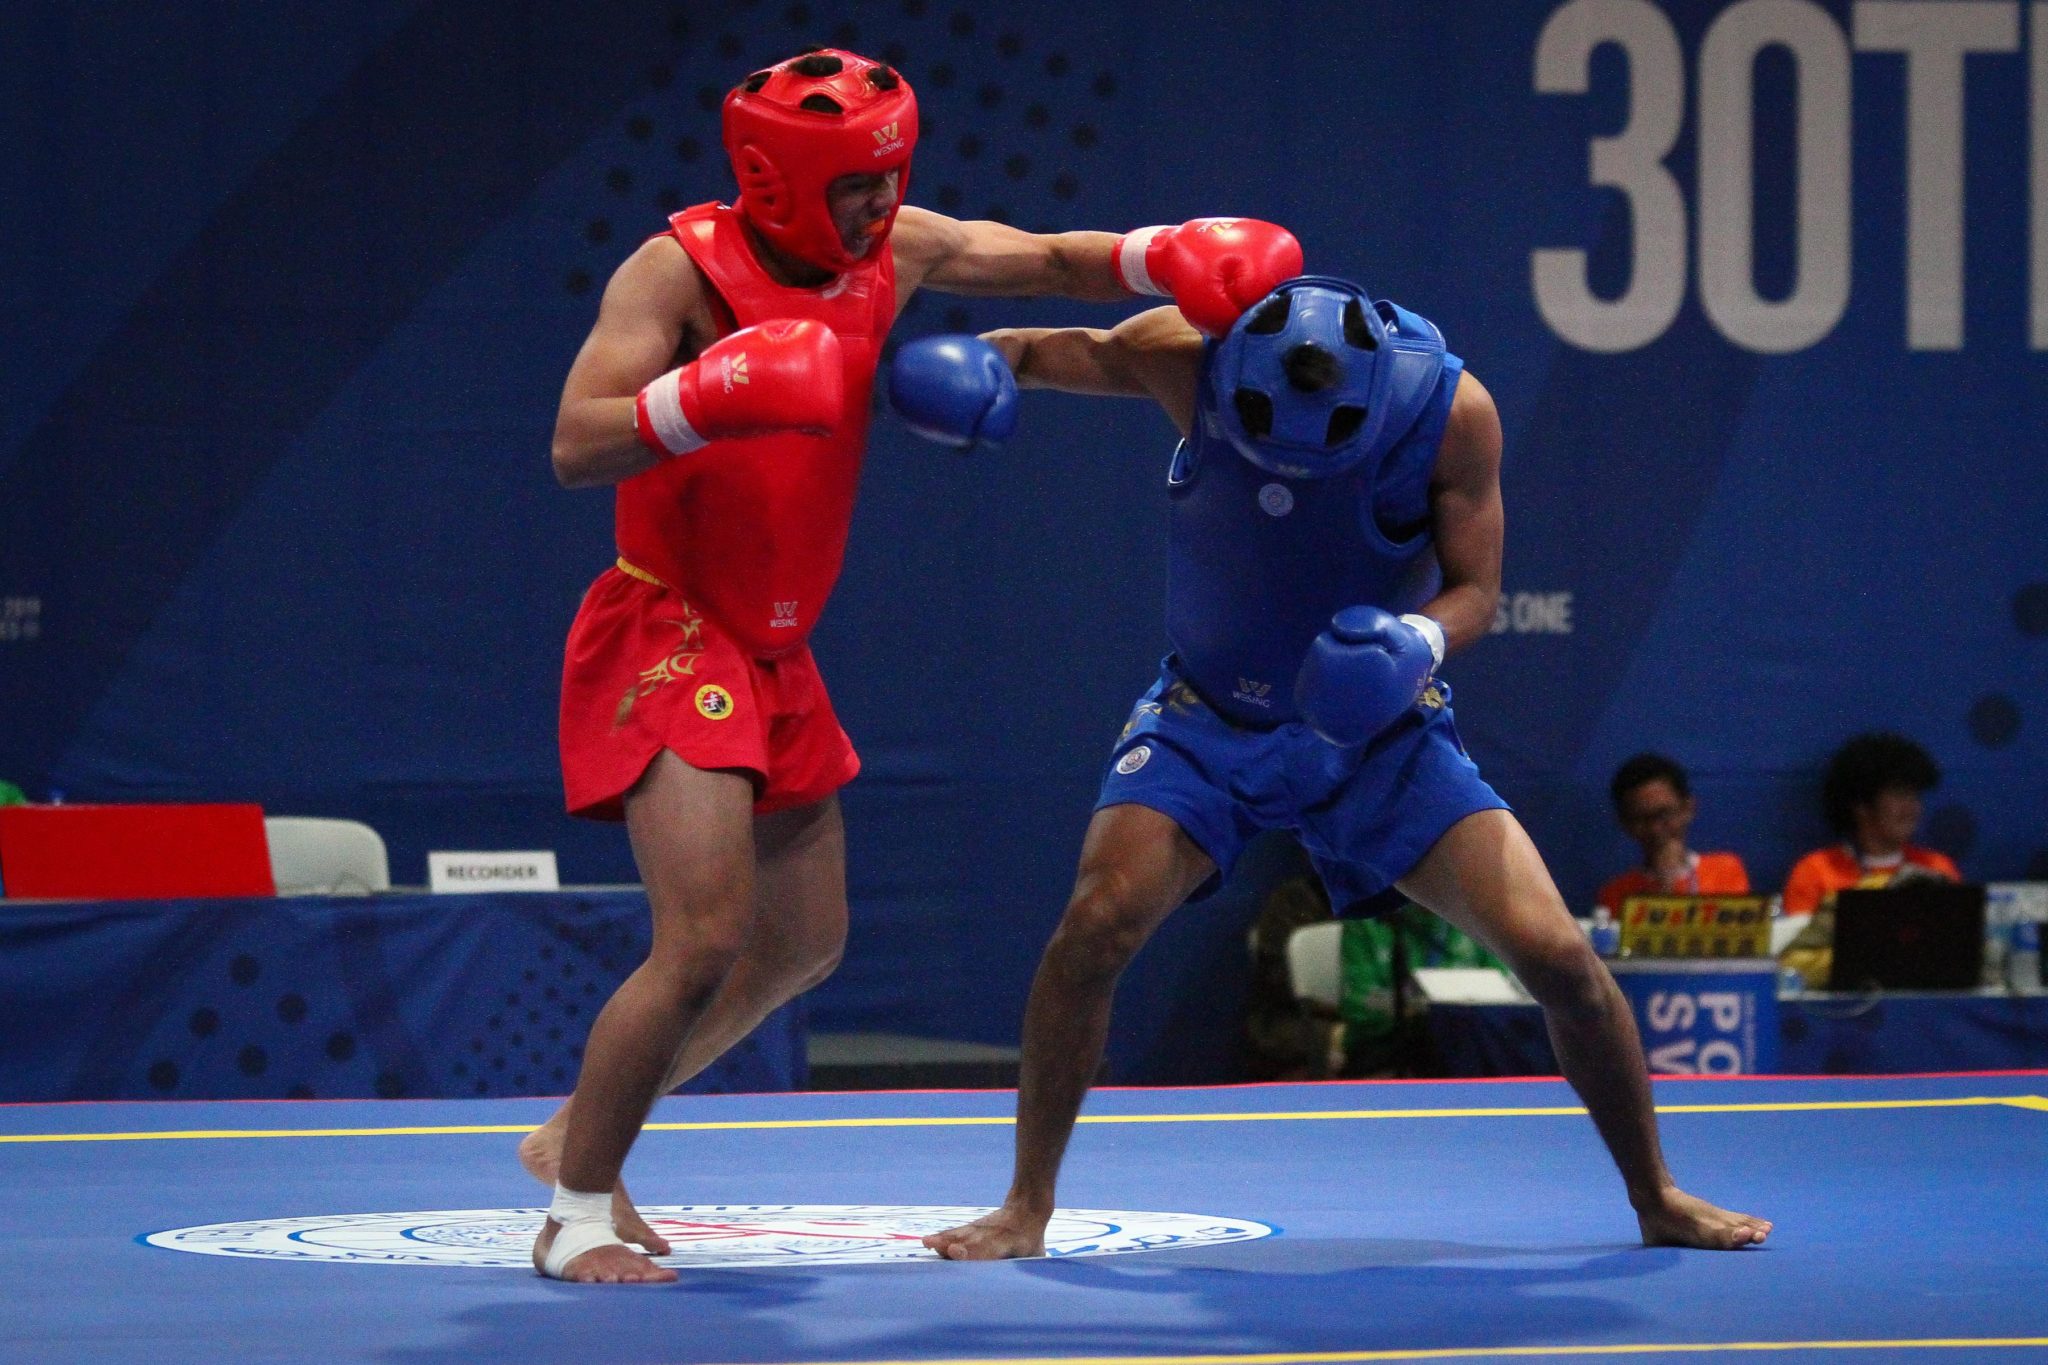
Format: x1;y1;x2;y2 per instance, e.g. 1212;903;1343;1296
4;1;2044;1051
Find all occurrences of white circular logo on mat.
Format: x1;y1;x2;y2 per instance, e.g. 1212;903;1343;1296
1257;483;1294;517
143;1204;1272;1268
1115;745;1152;775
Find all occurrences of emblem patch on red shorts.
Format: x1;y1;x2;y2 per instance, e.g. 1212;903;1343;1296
695;684;735;720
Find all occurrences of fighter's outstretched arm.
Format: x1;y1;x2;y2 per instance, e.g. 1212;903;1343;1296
1414;372;1505;656
892;206;1127;301
893;207;1300;334
982;306;1204;435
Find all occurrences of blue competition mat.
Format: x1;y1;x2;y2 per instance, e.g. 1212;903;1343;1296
3;1073;2046;1362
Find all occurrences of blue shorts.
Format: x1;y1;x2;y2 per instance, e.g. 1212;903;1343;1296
1094;660;1510;915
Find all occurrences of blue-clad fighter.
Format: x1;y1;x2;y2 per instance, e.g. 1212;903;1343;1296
889;278;1772;1257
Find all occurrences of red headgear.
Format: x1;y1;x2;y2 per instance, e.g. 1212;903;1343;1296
722;49;919;273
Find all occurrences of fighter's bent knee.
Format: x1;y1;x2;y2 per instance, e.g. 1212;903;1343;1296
1052;874;1157;976
1519;930;1611;1018
645;914;753;992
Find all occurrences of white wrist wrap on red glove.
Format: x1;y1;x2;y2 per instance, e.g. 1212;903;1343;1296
636;369;707;458
1115;226;1170;297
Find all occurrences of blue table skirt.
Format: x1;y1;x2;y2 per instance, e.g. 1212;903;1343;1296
0;889;802;1101
1429;989;2048;1076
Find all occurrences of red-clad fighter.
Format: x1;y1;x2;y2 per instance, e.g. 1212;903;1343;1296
529;46;1303;1283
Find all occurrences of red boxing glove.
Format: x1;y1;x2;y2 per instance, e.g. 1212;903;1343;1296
635;318;845;458
1113;218;1304;336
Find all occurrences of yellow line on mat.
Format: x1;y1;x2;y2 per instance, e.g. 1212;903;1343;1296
0;1095;2039;1145
725;1343;2048;1364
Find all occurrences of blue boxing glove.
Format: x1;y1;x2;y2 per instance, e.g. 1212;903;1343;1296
1294;606;1446;748
887;335;1020;450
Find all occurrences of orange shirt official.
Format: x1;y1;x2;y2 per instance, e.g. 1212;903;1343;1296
1597;852;1751;915
1780;845;1961;915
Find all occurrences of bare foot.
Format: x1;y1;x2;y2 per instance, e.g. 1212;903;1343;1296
515;1112;569;1186
922;1205;1050;1260
1635;1186;1772;1249
532;1218;678;1284
518;1114;672;1255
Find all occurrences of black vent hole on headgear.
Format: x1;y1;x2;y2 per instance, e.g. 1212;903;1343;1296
870;65;901;90
1245;296;1290;335
1326;406;1368;446
743;70;773;93
792;54;845;77
1343;298;1377;350
799;93;845;115
1281;342;1340;394
1233;388;1274;439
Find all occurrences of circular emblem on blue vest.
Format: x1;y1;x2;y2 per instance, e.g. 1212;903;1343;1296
1115;745;1152;775
1257;483;1294;517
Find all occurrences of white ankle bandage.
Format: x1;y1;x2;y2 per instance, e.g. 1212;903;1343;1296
540;1185;627;1279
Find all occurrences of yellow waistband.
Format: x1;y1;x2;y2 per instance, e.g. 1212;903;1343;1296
614;557;673;592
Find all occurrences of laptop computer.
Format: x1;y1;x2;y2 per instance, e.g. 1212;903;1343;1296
1830;883;1985;991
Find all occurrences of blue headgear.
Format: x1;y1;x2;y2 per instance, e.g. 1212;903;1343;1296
1206;275;1447;480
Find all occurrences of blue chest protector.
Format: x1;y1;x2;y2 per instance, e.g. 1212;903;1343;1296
1165;303;1463;727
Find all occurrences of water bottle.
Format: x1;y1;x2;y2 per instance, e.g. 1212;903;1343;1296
2007;921;2042;994
1982;921;2009;988
1589;906;1620;958
1985;886;2015;987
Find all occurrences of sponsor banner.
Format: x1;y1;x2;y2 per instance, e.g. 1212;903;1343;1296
1610;958;1780;1075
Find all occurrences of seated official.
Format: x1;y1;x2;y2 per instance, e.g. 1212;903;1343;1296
1782;732;1960;915
1596;753;1749;914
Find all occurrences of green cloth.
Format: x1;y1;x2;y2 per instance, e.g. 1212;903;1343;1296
0;780;25;807
1339;904;1503;1069
1245;872;1511;1079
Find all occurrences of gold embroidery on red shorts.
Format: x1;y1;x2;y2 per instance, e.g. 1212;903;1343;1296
613;600;709;728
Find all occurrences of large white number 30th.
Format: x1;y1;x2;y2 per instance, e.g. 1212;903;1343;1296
1532;0;1687;354
1696;1;1851;353
1533;0;2032;354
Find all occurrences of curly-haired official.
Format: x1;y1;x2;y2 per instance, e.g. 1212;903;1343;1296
1821;732;1941;835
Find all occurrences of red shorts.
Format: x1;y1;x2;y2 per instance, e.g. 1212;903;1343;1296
558;560;860;820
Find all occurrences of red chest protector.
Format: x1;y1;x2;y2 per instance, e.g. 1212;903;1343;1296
614;202;897;657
